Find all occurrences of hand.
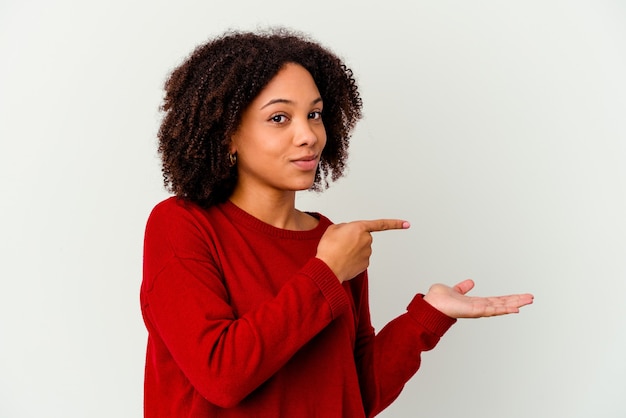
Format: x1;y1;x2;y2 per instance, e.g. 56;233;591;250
316;219;410;283
423;279;534;318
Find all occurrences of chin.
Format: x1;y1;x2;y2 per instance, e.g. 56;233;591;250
292;180;316;191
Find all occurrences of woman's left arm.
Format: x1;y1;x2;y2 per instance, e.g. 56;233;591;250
354;275;533;417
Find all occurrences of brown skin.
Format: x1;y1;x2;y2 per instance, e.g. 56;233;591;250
227;63;328;229
158;28;361;208
317;219;411;283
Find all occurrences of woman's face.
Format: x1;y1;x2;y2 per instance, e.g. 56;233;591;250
230;63;327;196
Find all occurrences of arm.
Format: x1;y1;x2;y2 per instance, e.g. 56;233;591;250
315;218;454;415
351;274;456;417
316;220;533;416
141;205;350;408
353;278;533;417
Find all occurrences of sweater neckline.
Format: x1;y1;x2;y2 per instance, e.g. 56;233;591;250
220;200;329;240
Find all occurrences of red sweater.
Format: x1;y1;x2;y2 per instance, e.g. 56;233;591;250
141;197;456;417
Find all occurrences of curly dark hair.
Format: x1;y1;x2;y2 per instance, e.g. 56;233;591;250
157;27;363;207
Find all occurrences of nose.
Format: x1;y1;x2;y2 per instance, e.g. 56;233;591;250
293;119;321;147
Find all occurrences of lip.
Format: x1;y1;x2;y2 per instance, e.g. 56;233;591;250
291;154;319;171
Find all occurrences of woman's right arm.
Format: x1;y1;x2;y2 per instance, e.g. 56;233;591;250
141;203;350;408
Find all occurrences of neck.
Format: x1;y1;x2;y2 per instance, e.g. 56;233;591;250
229;187;309;230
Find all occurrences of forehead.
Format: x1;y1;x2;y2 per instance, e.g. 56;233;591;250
252;63;321;104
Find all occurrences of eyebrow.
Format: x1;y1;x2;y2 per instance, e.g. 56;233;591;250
260;97;323;110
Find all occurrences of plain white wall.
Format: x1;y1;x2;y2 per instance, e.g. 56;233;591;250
1;1;624;417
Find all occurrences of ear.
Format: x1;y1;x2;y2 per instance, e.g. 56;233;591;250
228;135;238;154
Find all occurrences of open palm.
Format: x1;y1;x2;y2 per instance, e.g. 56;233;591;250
423;279;534;319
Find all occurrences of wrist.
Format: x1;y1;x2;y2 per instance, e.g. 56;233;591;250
314;257;343;283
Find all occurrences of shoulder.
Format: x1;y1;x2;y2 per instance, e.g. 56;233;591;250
146;197;223;231
144;197;223;253
148;196;197;220
143;197;226;271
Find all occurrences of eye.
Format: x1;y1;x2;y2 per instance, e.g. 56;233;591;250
269;114;288;124
308;110;323;120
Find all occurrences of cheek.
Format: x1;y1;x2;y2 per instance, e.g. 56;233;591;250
317;126;328;148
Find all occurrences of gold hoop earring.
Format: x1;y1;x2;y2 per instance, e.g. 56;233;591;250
228;152;237;167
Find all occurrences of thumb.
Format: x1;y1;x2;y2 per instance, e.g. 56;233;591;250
453;279;475;295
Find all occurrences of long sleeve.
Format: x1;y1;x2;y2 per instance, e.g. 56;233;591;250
140;197;456;417
140;198;350;413
143;258;347;407
352;272;456;417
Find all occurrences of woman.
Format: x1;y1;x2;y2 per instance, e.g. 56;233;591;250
140;28;533;417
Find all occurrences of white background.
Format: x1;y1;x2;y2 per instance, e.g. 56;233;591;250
1;1;625;417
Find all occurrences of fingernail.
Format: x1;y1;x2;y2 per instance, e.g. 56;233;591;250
402;221;411;229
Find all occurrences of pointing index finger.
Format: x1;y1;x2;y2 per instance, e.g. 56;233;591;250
359;219;411;233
